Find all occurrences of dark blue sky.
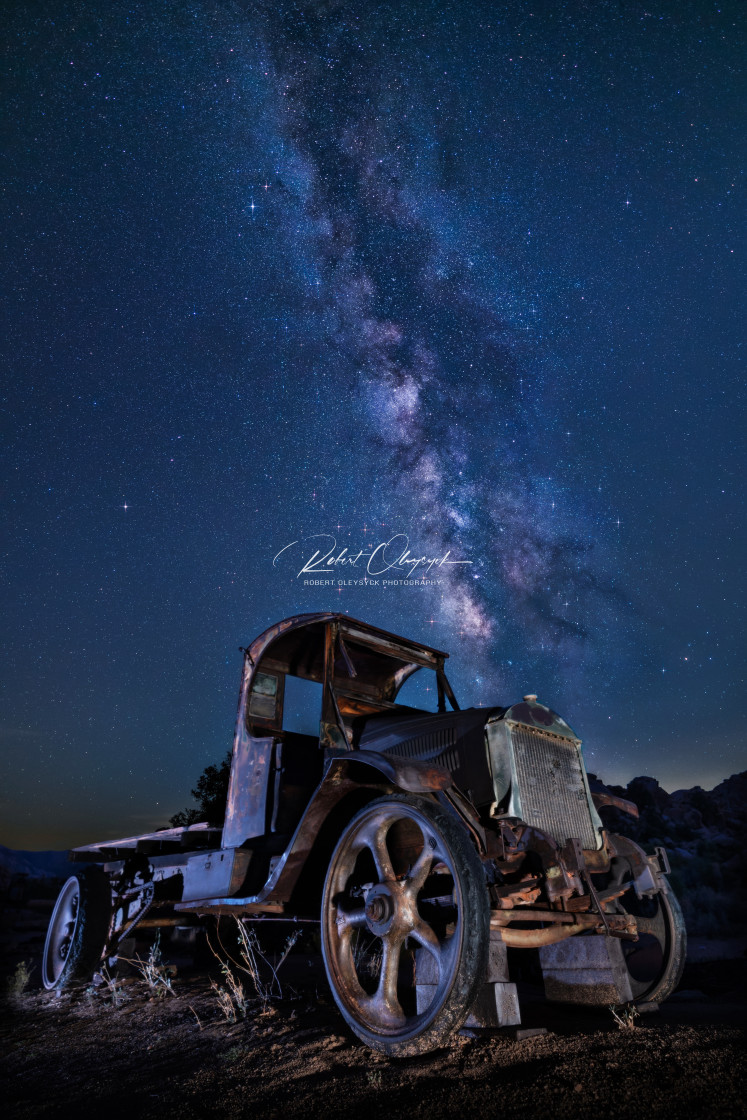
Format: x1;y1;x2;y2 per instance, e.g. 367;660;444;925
2;1;744;848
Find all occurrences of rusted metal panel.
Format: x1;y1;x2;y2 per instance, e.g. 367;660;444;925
222;732;274;849
246;613;448;688
222;641;277;850
181;849;251;902
539;935;635;1004
591;789;640;818
235;613;461;789
359;707;494;804
180;900;285;916
245;615;455;723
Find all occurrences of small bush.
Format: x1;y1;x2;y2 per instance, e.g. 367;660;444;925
119;932;176;999
210;970;249;1023
86;966;129;1009
208;918;300;1022
610;1003;639;1030
5;961;33;1000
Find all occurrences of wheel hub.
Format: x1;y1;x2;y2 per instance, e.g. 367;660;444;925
364;884;396;934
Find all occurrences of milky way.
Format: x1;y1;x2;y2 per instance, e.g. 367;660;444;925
257;4;629;699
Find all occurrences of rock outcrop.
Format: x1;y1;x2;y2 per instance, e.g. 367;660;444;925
589;771;747;937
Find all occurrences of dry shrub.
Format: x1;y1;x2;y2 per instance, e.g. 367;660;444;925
5;960;33;1001
207;918;300;1022
86;966;128;1008
609;1002;640;1030
119;932;176;999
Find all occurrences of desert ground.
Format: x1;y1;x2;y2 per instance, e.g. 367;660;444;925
1;910;745;1120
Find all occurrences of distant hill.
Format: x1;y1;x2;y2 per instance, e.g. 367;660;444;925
0;845;72;882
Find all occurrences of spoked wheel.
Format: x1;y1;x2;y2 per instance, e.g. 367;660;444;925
42;872;112;990
321;794;489;1056
613;874;687;1003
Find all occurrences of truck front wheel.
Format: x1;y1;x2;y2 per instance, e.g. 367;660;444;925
321;794;489;1056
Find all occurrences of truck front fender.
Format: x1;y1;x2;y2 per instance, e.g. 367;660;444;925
337;750;452;793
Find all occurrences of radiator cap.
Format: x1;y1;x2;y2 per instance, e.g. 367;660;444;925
523;694;538;703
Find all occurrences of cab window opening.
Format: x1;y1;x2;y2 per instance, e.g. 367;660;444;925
283;675;324;737
393;666;441;713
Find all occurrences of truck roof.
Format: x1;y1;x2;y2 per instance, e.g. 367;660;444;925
247;612;450;671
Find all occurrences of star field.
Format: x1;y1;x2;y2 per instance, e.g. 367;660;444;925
1;1;744;847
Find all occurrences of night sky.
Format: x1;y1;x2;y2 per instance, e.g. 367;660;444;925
2;1;744;849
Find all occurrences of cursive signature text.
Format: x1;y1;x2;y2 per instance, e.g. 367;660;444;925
273;533;473;580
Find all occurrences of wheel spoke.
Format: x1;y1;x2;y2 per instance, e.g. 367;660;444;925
409;917;451;988
406;846;434;897
333;921;360;988
380;935;401;1005
357;817;396;883
410;917;441;956
365;934;406;1028
59;896;77;929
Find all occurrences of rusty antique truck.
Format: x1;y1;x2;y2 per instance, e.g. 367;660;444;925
43;612;685;1054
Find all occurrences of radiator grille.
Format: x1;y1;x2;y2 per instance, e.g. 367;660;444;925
510;725;599;849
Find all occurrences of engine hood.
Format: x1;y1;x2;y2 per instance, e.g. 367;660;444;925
358;706;502;807
358;706;499;753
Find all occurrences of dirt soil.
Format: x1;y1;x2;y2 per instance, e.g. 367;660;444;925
2;951;745;1120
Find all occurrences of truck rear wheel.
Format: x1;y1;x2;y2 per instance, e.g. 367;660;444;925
321;794;489;1056
42;871;112;990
